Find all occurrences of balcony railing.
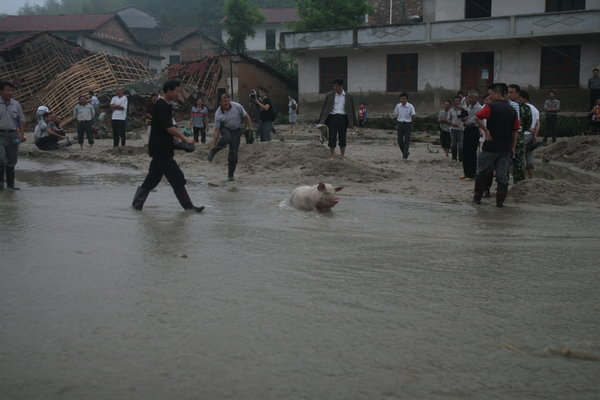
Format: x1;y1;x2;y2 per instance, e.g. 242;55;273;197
281;9;600;50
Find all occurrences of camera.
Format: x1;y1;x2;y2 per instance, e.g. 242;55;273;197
249;89;257;101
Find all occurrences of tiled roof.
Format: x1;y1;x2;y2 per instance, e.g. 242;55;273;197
0;32;39;51
160;27;199;45
0;13;118;32
260;8;300;23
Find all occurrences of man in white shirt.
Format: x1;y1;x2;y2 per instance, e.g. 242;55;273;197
518;90;541;179
110;87;128;147
318;78;356;160
393;93;416;159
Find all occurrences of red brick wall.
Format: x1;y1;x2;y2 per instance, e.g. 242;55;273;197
368;0;422;25
179;35;222;62
94;18;136;45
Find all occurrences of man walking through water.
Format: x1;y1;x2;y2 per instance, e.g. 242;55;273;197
207;93;253;181
132;80;204;212
0;81;26;190
318;78;356;160
473;83;520;208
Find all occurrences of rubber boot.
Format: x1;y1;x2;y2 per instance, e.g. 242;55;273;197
228;161;236;181
207;146;222;161
5;167;19;190
496;183;508;208
473;178;487;205
132;186;150;210
0;166;4;190
483;173;494;198
173;186;204;212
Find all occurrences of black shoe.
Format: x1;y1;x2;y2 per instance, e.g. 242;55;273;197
228;175;235;182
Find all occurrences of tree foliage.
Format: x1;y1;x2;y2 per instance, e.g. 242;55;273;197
223;0;265;54
293;0;372;31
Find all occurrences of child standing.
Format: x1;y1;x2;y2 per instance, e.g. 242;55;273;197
357;103;368;134
190;98;209;143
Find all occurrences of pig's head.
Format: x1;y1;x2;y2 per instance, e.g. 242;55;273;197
315;182;343;212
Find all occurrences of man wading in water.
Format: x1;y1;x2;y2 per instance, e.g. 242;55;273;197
207;93;253;181
132;80;204;212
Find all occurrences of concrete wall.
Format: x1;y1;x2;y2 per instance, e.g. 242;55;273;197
492;0;544;17
94;18;136;45
429;0;600;21
295;35;599;116
160;46;181;69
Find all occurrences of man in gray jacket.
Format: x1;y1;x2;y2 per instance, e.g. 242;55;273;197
318;78;356;160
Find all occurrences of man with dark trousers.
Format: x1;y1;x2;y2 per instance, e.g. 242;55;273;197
461;91;482;180
473;83;520;208
318;78;356;160
207;93;253;181
0;81;26;190
132;80;204;212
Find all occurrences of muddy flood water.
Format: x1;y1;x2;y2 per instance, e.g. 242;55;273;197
1;158;599;399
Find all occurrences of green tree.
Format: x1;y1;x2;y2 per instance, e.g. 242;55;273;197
223;0;265;54
293;0;371;31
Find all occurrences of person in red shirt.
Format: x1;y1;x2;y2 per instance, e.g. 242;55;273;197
473;83;520;207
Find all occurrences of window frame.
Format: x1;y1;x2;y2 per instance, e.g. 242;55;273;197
545;0;586;12
465;0;492;19
265;29;277;51
539;45;581;89
319;57;348;94
386;53;419;93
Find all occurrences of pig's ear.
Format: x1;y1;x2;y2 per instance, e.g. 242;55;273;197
335;186;343;192
317;183;325;191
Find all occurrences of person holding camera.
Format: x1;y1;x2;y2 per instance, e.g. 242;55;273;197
254;87;274;142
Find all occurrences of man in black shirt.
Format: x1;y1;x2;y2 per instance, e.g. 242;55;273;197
473;83;520;207
132;80;204;212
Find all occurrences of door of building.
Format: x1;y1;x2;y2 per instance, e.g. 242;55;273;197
461;52;494;96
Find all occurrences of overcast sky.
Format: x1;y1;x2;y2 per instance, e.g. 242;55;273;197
0;0;47;15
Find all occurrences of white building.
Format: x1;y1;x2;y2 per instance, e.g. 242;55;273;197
282;0;600;114
222;8;299;60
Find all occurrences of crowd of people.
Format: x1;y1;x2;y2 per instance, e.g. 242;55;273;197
2;68;599;210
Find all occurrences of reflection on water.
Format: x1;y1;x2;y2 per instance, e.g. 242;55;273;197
1;159;599;400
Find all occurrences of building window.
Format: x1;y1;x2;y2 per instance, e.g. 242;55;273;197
266;29;276;50
540;45;580;88
387;54;418;92
546;0;585;12
319;57;347;93
169;55;181;65
465;0;491;19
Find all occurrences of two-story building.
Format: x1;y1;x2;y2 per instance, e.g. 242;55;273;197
0;13;162;71
222;8;300;60
282;0;600;114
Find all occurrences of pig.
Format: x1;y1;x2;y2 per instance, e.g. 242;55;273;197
290;182;343;212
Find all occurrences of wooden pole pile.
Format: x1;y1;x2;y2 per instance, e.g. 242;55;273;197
167;56;222;105
0;33;90;109
30;53;152;125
